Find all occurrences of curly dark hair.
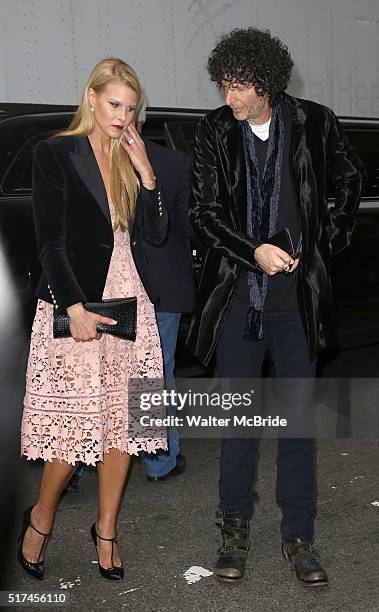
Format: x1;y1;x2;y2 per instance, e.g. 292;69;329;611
207;27;293;105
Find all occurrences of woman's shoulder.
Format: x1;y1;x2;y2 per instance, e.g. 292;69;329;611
33;135;84;169
35;134;78;154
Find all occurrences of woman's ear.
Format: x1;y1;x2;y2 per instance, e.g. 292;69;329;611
87;87;96;110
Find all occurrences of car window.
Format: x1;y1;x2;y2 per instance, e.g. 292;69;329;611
2;129;71;194
163;120;199;154
0;116;73;195
344;130;379;198
1;139;34;193
327;128;379;200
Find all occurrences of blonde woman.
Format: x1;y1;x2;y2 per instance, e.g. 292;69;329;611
18;58;167;581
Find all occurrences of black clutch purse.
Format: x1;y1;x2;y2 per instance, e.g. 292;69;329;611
53;297;137;341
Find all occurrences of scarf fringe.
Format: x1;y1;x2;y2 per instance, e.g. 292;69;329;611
243;306;264;341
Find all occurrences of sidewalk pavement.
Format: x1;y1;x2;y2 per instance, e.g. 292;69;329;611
6;437;379;612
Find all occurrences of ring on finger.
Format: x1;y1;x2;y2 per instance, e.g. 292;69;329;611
127;137;135;145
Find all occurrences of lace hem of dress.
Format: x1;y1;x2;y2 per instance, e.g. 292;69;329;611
21;439;168;466
21;408;168;466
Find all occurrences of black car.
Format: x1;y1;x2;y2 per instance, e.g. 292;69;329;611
0;104;378;374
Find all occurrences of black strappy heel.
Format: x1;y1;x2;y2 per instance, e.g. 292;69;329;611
90;522;124;580
18;506;51;580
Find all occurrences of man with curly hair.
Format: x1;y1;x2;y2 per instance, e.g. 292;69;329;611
187;27;365;586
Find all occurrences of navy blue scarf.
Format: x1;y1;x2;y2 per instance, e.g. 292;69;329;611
242;102;285;341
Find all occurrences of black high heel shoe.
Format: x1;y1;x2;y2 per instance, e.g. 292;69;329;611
18;506;51;580
90;523;124;580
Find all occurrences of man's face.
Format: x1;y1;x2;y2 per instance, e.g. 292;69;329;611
221;79;271;124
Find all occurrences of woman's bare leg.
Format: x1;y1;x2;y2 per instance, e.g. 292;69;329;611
95;449;131;568
22;459;76;562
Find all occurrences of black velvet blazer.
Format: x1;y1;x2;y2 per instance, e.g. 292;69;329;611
186;94;366;366
32;135;168;310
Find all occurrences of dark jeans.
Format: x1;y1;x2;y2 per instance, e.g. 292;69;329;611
141;312;181;477
216;303;316;541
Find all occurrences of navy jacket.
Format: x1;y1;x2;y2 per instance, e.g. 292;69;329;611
141;138;195;313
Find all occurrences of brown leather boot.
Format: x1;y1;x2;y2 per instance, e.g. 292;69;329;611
282;538;329;586
214;510;250;582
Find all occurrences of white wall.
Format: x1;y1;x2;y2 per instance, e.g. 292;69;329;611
0;0;378;116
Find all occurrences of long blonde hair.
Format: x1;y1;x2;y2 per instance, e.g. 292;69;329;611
57;57;141;230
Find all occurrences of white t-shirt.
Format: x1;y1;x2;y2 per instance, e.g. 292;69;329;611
248;117;271;141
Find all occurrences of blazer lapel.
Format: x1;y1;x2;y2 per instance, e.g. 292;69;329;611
69;136;112;226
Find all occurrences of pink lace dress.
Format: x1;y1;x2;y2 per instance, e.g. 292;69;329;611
21;210;167;465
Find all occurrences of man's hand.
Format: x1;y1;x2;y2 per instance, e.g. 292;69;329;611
254;244;300;275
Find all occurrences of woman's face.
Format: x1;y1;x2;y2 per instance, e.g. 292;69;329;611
88;81;138;139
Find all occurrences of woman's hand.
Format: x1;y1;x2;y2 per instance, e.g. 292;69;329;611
66;303;117;342
120;124;156;189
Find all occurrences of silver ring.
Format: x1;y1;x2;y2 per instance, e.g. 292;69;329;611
127;138;135;145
